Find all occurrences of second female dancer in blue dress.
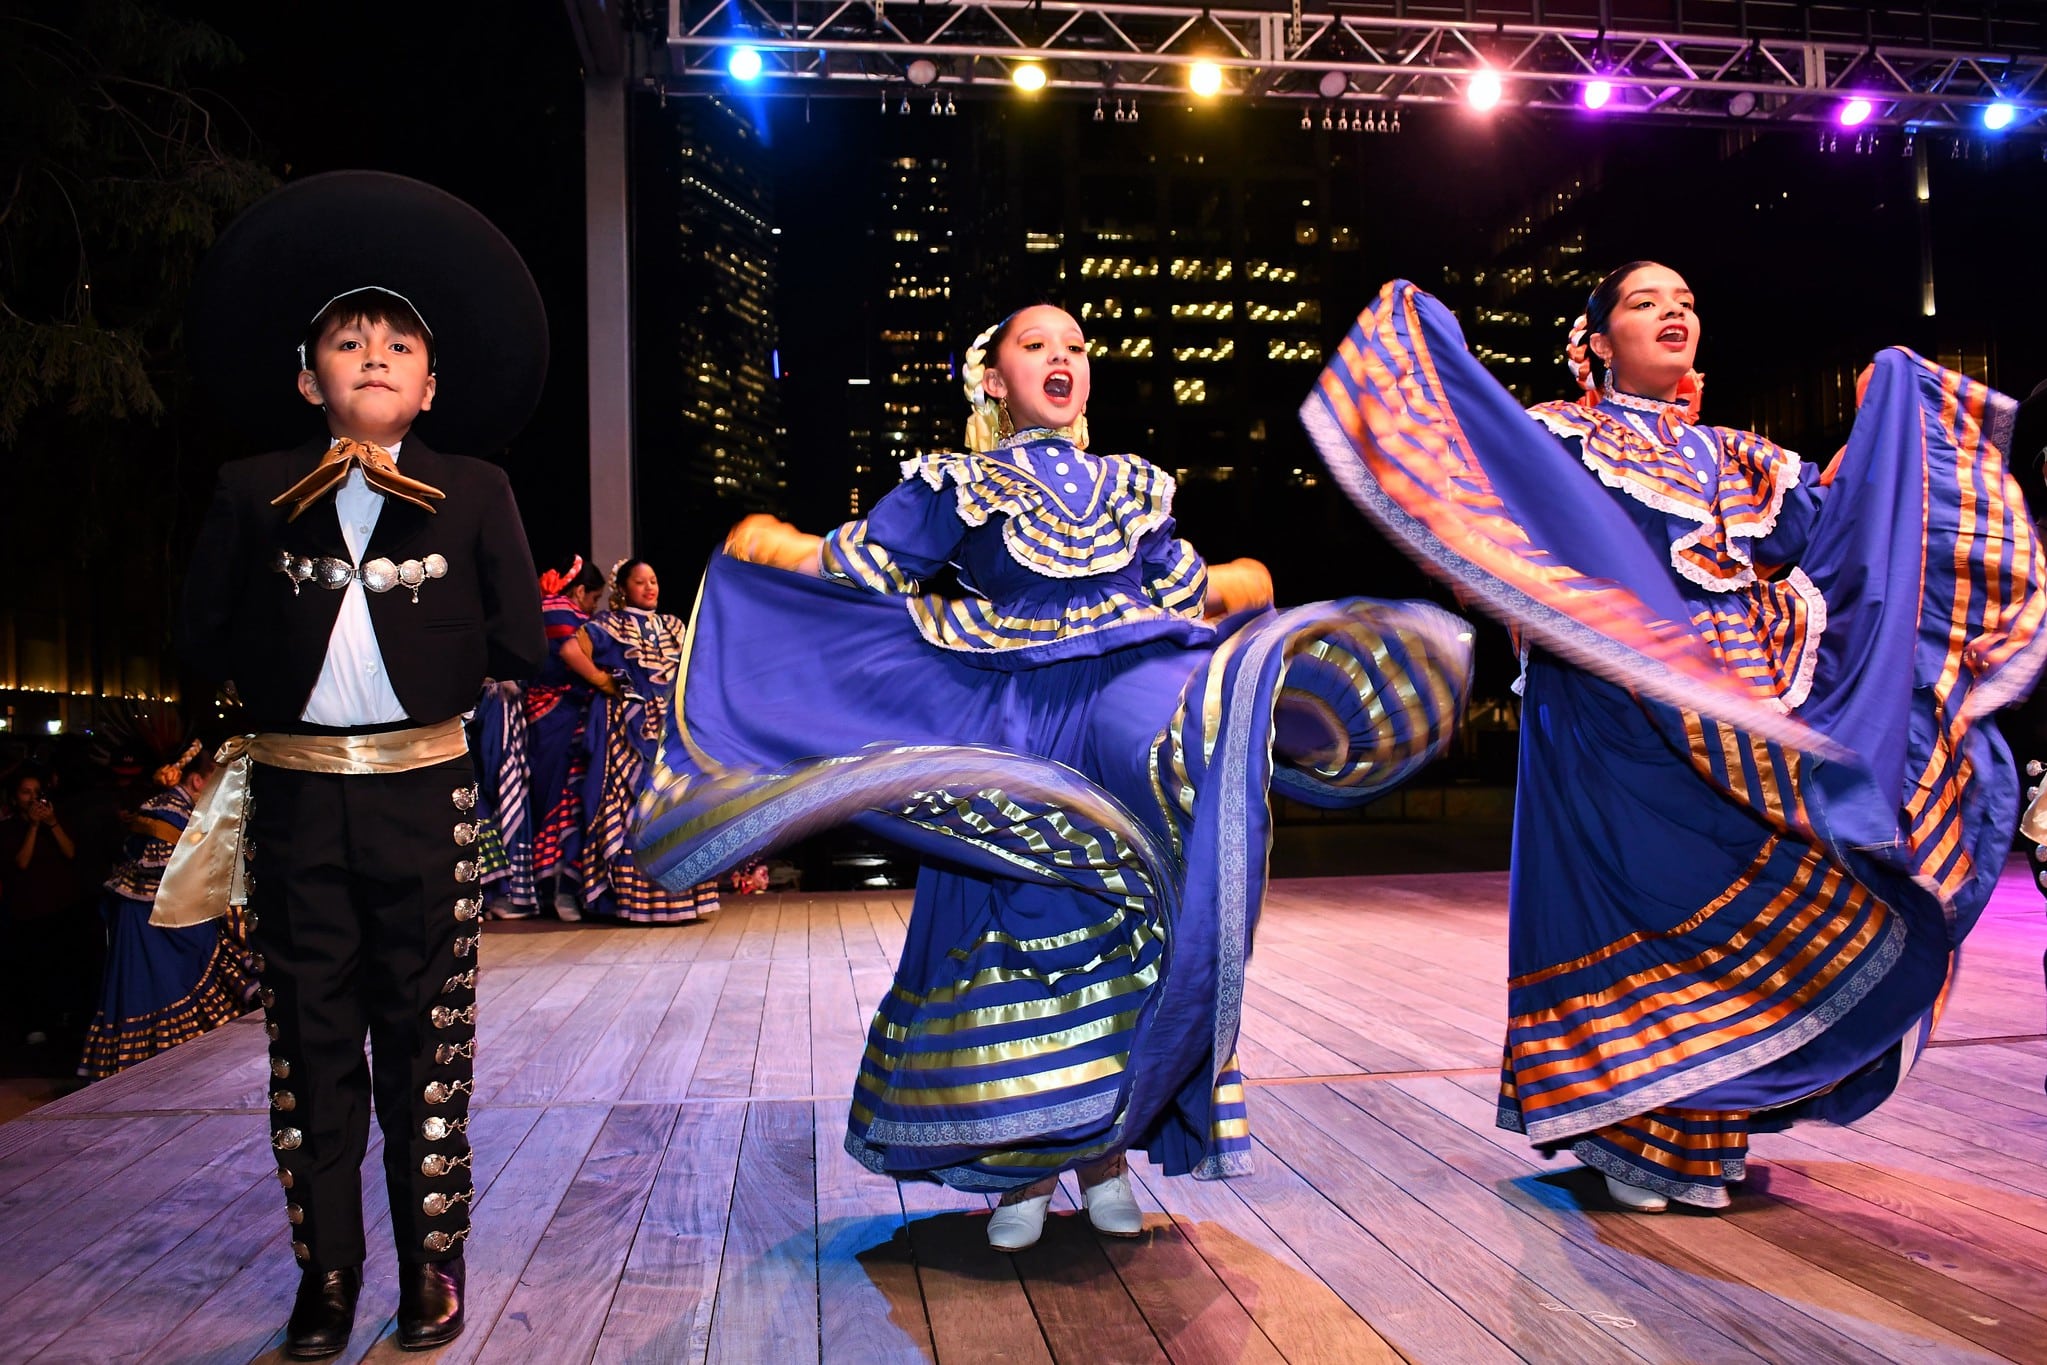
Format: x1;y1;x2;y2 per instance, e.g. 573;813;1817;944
571;560;721;923
79;741;257;1078
630;304;1474;1250
1304;266;2044;1212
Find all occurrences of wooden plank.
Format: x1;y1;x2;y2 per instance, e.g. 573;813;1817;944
0;1117;265;1354
808;897;848;962
735;897;783;960
593;1101;748;1364
1220;1119;1517;1361
687;891;758;962
618;960;731;1104
152;1106;538;1365
812;1100;933;1365
1252;1087;1640;1365
864;895;909;961
1730;1160;2047;1351
1010;1181;1170;1364
899;1178;1053;1365
1087;1173;1289;1365
0;1114;227;1294
1751;1123;2047;1240
774;897;814;960
472;1102;674;1363
1275;1081;1751;1365
491;963;648;1106
836;896;885;960
704;1100;821;1365
472;964;606;1105
809;956;869;1097
400;1102;610;1365
686;959;773;1099
1397;1075;2003;1362
1129;1158;1401;1365
751;957;813;1098
556;960;695;1104
0;1114;199;1245
34;1124;386;1362
44;1016;257;1116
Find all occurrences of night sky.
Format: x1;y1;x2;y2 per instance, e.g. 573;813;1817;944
140;1;2047;664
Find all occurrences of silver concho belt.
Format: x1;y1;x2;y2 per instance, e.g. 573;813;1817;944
276;550;449;603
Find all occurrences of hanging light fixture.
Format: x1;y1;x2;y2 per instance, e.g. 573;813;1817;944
1094;96;1106;121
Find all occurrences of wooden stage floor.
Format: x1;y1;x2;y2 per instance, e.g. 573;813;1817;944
3;867;2044;1364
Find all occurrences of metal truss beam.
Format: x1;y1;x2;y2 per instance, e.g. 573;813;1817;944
666;0;2047;132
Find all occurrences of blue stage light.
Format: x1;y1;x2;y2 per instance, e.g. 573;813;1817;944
1983;101;2016;131
729;46;764;82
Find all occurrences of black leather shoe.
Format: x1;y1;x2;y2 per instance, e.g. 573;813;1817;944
397;1256;465;1350
284;1265;361;1361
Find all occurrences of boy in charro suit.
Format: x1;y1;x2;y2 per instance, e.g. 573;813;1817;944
165;171;548;1358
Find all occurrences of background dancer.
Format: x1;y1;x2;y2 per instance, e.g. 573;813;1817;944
78;741;255;1079
565;559;722;923
1305;267;2044;1212
634;303;1473;1251
477;553;608;920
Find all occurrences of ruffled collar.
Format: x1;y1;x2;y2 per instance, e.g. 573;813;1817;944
904;447;1176;580
999;424;1083;449
1600;384;1693;444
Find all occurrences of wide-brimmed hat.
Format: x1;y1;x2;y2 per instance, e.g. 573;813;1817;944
187;170;548;454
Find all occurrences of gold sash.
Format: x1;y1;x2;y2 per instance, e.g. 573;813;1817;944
151;719;469;928
2023;782;2047;847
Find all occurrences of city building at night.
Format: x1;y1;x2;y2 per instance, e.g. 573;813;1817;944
659;96;786;514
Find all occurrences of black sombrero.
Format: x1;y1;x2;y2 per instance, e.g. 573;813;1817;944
187;170;548;454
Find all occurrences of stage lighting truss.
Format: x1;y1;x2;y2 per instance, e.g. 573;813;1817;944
668;0;2046;133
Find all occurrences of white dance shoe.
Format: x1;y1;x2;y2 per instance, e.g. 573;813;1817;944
986;1193;1053;1251
1603;1174;1669;1213
1082;1173;1145;1237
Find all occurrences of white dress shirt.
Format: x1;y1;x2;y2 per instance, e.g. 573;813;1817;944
300;440;410;727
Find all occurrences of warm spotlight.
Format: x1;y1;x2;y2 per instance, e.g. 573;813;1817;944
1838;96;1874;127
1467;68;1503;111
1190;61;1224;98
1582;80;1612;110
1013;62;1048;92
727;46;763;82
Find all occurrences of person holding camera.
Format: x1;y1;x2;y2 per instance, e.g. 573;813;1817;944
5;771;80;1046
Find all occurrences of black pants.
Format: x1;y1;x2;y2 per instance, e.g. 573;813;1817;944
248;756;482;1269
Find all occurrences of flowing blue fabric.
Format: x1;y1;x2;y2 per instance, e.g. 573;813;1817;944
1303;281;2045;1194
632;452;1471;1189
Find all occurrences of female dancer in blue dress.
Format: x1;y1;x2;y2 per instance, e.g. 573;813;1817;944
79;743;257;1078
632;304;1475;1249
1303;266;2045;1211
477;554;608;920
568;560;721;923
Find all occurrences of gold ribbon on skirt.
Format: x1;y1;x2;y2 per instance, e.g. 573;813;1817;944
151;718;469;928
271;439;446;522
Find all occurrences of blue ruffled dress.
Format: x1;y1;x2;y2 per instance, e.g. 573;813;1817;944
79;786;257;1078
1303;281;2045;1206
631;430;1473;1190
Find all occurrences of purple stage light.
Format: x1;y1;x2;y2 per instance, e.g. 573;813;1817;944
1582;80;1613;110
1838;97;1874;127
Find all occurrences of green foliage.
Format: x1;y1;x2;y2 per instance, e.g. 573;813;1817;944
1;1;275;443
